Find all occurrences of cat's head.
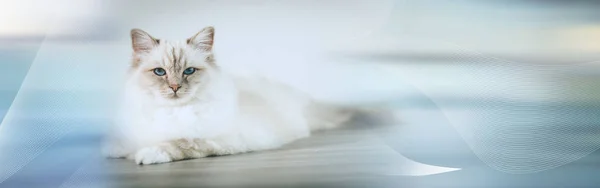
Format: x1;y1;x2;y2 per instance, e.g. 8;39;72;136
129;27;217;105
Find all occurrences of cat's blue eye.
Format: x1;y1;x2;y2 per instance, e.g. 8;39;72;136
183;67;196;75
153;68;166;76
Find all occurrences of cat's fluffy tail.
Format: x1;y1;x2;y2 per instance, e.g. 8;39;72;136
307;102;398;131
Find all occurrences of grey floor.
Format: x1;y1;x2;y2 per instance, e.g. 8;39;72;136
94;105;600;188
4;113;600;188
98;125;600;188
103;125;409;188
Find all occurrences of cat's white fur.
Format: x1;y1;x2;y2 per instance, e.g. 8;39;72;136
102;27;352;164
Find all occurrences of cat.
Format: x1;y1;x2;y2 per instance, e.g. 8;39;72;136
101;27;356;165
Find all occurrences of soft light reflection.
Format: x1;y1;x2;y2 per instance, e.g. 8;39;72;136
0;0;101;37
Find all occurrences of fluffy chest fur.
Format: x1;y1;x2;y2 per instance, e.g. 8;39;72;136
115;73;239;148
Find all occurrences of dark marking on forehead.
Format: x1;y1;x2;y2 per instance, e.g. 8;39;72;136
172;47;176;64
169;46;179;72
178;47;185;68
162;45;170;65
171;45;182;71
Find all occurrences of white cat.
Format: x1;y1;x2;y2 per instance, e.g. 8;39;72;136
102;27;354;165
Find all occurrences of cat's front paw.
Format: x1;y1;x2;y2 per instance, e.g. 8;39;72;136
134;146;172;165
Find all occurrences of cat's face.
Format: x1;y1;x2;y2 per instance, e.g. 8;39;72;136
129;27;216;105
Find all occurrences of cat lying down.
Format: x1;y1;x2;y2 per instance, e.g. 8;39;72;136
102;27;383;165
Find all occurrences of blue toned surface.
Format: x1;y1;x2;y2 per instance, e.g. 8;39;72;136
0;40;124;187
0;119;107;188
0;47;39;122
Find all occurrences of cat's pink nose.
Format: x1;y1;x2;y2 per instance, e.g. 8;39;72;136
169;84;181;92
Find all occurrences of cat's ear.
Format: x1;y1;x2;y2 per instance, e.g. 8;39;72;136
131;29;159;53
187;27;215;51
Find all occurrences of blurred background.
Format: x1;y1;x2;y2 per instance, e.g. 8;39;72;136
2;0;600;187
